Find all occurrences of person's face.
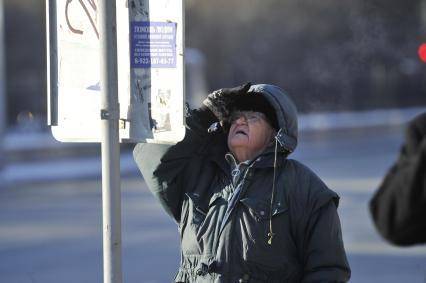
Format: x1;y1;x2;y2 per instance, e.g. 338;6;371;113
227;111;276;162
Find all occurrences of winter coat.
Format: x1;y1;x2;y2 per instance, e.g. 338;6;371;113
133;84;351;282
370;112;426;246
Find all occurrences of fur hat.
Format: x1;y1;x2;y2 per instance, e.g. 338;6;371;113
229;93;279;130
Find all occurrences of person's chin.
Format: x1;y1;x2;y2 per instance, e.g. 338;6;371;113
229;135;248;148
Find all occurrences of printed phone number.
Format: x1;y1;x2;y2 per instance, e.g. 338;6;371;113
134;57;175;65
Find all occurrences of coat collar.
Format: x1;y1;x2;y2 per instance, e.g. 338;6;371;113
210;145;288;175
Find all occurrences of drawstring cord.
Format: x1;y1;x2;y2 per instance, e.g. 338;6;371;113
268;135;279;245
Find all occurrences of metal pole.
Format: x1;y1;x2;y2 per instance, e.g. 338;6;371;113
0;0;6;174
46;0;58;126
98;0;122;282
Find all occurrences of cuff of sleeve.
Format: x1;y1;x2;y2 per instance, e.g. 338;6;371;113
190;106;218;129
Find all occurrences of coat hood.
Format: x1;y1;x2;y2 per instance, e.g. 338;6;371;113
246;84;298;153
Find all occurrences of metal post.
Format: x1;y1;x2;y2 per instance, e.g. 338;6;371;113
0;0;6;174
98;0;122;282
46;0;58;126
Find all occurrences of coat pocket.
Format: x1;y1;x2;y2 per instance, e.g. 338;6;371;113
240;197;292;270
240;197;288;222
186;191;225;226
240;197;288;248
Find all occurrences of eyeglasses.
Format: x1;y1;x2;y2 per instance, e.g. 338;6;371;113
229;111;267;124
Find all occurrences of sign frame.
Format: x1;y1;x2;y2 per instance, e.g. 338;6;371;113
47;0;186;144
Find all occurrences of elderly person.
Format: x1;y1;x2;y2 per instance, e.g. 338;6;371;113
133;83;351;282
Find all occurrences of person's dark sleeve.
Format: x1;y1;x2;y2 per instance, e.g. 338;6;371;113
369;113;426;246
302;200;351;283
133;106;218;223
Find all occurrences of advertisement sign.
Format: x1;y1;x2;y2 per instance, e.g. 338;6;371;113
48;0;185;143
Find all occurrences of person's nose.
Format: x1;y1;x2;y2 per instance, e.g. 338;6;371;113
234;116;247;125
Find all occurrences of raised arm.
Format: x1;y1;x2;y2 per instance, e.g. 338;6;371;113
133;106;218;222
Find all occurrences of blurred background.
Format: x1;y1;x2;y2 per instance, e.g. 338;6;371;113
0;0;426;282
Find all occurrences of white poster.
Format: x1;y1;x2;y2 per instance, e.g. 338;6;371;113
49;0;185;143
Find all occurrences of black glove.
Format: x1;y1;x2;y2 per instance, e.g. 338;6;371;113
203;83;251;121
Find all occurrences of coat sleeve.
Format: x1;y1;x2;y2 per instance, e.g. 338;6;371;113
133;106;219;222
369;112;426;246
288;161;351;282
301;200;351;283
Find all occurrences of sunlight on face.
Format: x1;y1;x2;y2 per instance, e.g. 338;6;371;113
227;111;276;162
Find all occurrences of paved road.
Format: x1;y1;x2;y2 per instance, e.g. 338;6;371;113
0;125;425;282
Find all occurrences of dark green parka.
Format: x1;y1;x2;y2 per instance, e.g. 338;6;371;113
134;84;351;282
